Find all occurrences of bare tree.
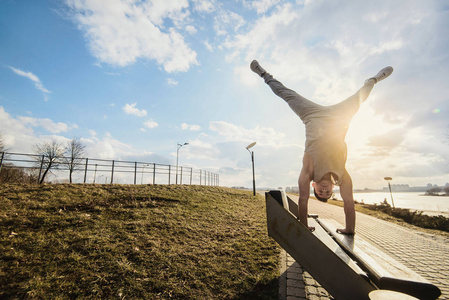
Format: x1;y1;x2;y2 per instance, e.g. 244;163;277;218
34;139;64;184
0;132;7;175
0;132;5;152
64;138;86;183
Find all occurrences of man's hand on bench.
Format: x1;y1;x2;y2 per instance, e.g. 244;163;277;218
336;228;355;235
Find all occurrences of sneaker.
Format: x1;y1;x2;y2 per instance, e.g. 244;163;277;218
371;66;393;83
250;60;266;77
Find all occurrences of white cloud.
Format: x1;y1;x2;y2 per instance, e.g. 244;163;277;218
143;120;159;129
18;116;77;134
181;123;201;131
204;41;214;52
244;0;281;14
65;0;198;72
192;0;216;13
166;78;178;86
185;25;197;34
9;66;52;101
82;132;134;160
123;103;147;117
209;121;285;146
214;10;246;36
0;106;76;153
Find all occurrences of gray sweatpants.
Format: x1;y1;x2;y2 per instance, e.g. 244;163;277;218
262;73;375;122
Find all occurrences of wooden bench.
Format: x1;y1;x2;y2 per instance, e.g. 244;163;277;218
317;218;441;300
265;190;441;300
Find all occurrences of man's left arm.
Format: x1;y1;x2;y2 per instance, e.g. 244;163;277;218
338;170;356;233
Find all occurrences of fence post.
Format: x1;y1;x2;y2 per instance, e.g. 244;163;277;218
168;165;171;185
0;152;4;172
134;162;137;185
153;163;156;185
83;158;88;183
111;160;114;184
190;168;193;185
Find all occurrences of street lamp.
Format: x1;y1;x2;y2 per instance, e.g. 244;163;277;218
93;164;98;184
246;142;256;196
141;164;150;184
176;142;189;184
384;177;395;209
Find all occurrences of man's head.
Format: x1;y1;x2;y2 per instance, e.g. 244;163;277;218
312;180;334;202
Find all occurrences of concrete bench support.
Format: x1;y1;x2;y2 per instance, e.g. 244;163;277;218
265;191;374;300
265;190;441;300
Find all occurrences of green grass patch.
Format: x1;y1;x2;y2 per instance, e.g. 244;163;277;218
0;184;279;299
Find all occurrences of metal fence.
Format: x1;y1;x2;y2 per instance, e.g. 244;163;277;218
0;152;219;186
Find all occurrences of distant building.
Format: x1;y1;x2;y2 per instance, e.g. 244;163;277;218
285;186;299;194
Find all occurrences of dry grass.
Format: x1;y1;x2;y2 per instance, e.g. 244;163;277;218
0;184;279;299
326;198;449;238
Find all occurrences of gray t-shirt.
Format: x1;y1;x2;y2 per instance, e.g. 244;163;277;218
303;105;355;185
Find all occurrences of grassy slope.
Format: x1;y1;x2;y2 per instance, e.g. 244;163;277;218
0;184;279;299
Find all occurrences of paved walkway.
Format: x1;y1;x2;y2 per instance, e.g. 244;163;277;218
278;196;449;300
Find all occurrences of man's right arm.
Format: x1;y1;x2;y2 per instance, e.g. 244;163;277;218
298;153;313;228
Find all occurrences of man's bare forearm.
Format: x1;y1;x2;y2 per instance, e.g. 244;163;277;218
338;171;356;233
298;153;313;229
298;195;309;227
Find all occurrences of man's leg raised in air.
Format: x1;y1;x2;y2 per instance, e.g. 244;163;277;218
250;60;321;121
332;66;393;119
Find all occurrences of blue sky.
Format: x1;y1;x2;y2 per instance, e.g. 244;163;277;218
1;0;448;189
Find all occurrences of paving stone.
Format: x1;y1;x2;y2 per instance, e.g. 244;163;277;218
287;271;303;280
305;286;318;295
287;287;306;298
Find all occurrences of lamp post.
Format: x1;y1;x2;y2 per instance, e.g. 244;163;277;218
384;177;395;209
93;164;98;184
176;142;189;184
141;164;150;184
246;142;256;196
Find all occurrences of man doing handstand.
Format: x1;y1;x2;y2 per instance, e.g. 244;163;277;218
250;60;393;234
